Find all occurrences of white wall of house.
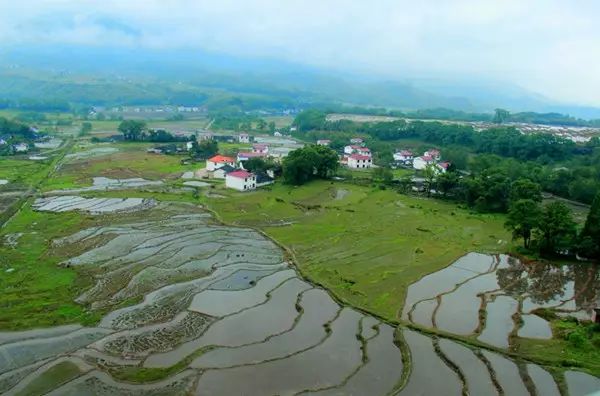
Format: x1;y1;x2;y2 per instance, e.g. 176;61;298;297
206;159;235;171
226;174;256;191
239;134;250;143
413;157;433;170
343;145;354;155
212;168;228;179
393;153;413;162
348;157;372;168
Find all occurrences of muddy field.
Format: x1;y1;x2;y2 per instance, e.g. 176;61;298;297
1;200;597;395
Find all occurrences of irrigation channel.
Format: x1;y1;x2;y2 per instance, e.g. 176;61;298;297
0;196;598;395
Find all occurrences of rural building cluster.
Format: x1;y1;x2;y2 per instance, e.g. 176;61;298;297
338;137;373;169
394;148;450;173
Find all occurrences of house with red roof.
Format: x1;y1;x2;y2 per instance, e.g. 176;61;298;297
206;155;236;171
425;149;441;160
393;150;413;162
347;154;372;169
357;147;371;157
413;155;435;170
225;170;257;191
252;144;269;154
436;161;451;174
344;145;364;155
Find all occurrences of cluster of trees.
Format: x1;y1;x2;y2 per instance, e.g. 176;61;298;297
190;140;218;160
0;117;36;140
300;107;600;127
506;189;600;259
282;145;339;185
117;120;193;143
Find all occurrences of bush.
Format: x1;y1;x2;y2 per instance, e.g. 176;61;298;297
567;330;588;348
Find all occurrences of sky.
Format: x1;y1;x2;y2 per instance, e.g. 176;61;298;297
1;0;599;106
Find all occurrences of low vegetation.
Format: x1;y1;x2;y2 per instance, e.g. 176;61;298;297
205;180;511;319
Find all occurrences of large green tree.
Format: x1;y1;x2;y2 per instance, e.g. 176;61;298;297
282;145;338;185
510;178;542;203
118;120;146;141
537;202;577;255
505;199;542;249
292;110;326;132
579;192;600;259
192;139;218;160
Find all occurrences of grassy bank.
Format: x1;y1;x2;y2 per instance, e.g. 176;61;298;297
205;180;511;320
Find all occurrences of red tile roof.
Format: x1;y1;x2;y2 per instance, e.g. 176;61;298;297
420;155;434;161
208;155;235;163
349;154;371;161
253;144;268;149
438;161;451;169
228;170;254;179
399;150;413;156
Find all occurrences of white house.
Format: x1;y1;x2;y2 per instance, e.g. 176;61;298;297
348;154;372;169
424;149;441;161
186;141;194;151
357;147;371;157
212;164;236;179
206;155;236;171
350;137;363;144
226;170;256;191
252;144;269;154
436;161;451;174
317;139;331;146
274;131;283;137
393;150;413;162
238;133;250;143
413;155;435;170
13;143;28;153
343;145;362;155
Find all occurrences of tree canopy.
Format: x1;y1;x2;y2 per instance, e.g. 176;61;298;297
282;145;338;185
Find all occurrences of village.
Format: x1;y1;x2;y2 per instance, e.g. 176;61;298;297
180;131;451;192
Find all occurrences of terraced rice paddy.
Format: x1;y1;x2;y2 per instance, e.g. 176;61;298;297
50;176;163;193
33;196;156;214
403;253;600;349
0;200;597;394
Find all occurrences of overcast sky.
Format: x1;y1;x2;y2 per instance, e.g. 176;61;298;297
1;0;599;106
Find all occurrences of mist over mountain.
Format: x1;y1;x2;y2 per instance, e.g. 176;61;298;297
1;45;599;119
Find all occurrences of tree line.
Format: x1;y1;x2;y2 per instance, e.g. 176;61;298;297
117;120;194;143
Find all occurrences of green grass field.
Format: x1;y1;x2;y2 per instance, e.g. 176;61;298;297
204;180;511;320
0;204;100;329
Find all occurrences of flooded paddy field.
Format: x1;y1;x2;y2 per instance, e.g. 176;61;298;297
1;198;598;394
403;253;600;349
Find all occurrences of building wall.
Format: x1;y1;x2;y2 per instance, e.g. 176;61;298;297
207;160;234;171
226;175;257;191
348;158;372;168
413;158;432;170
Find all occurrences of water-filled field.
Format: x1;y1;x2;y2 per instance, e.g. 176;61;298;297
0;201;598;395
403;253;599;349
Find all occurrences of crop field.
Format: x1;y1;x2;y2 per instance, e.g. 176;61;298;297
0;138;598;393
204;180;512;320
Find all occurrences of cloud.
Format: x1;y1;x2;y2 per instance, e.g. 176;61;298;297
0;0;599;106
